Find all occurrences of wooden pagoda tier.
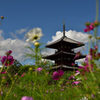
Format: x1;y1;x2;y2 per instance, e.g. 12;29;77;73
45;35;85;50
43;21;86;71
43;51;86;65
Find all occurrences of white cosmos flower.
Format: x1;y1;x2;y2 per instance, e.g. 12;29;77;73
25;28;43;43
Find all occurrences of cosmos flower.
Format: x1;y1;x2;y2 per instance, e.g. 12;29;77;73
84;22;95;32
1;55;14;66
72;81;81;85
1;91;3;95
52;70;64;80
75;70;80;76
1;71;7;74
5;50;12;56
69;75;75;80
94;45;98;51
21;73;25;77
25;28;43;43
79;64;93;73
84;55;92;64
35;67;43;72
73;51;81;60
71;63;75;66
21;96;34;100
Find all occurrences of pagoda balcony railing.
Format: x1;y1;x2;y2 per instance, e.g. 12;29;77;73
55;50;74;53
55;63;78;67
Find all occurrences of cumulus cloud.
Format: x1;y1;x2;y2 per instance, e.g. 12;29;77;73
9;28;28;39
0;30;34;65
9;32;18;39
0;30;5;41
47;30;89;44
15;28;27;34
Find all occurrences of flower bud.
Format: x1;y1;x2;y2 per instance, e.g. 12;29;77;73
93;20;99;27
97;37;100;40
88;35;92;38
5;50;12;56
1;16;4;19
85;22;90;26
29;67;33;71
2;76;6;79
34;42;39;47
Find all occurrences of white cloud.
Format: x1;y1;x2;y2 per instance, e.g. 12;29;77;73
0;30;5;41
0;31;34;65
9;28;28;39
15;28;27;34
47;30;89;44
0;65;2;68
75;58;85;63
9;32;18;39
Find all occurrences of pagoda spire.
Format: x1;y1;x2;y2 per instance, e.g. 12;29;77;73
63;20;65;37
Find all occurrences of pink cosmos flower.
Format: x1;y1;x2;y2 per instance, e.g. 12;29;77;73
35;67;43;72
52;70;64;80
60;89;64;91
71;63;75;66
72;81;81;85
69;75;75;80
84;64;93;72
67;81;70;84
21;73;25;77
2;76;6;79
85;55;92;64
1;55;14;66
94;45;98;51
5;50;12;56
75;70;80;76
84;28;88;32
21;96;34;100
75;70;80;73
95;53;100;60
73;51;81;60
89;48;96;57
89;23;94;30
58;70;64;76
78;42;82;46
84;23;94;32
46;72;49;74
14;73;18;76
6;82;9;84
1;91;3;95
79;64;93;73
1;71;7;74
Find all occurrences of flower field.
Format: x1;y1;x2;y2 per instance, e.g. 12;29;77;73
0;0;100;100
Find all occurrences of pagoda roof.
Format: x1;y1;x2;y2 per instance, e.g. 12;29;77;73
44;65;78;70
43;51;86;60
45;36;85;49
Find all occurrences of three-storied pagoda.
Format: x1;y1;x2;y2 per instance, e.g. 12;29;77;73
43;22;86;71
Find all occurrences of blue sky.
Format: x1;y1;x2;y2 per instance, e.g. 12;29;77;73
0;0;100;66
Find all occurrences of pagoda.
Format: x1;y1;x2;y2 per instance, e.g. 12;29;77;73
43;21;86;72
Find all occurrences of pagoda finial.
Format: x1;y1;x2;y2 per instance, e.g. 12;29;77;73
63;19;65;37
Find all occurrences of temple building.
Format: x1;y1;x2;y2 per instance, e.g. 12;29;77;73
43;22;86;72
